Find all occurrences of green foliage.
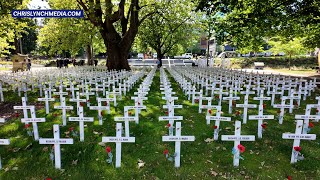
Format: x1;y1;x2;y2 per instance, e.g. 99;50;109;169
268;38;307;58
37;0;105;57
137;0;200;58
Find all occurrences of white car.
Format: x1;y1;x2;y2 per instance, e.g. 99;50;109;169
138;53;143;59
153;53;157;59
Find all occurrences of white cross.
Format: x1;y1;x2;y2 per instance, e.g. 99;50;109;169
287;89;300;113
269;86;282;106
295;104;320;134
53;84;68;102
223;88;240;114
69;92;86;115
282;120;316;164
114;110;137;137
213;86;228;106
38;90;55;114
13;97;33;120
206;106;231;140
39;124;74;169
221;121;255;167
21;106;46;141
236;93;257;124
248;105;274;138
131;96;148;114
124;105;146;124
54;97;73;126
80;88;94;107
66;84;79;100
89;97;110;125
0;83;7;102
162;122;195;167
0;118;10;169
253;89;270;106
199;97;213;113
68;107;94;141
273;96;292;124
102;123;135;168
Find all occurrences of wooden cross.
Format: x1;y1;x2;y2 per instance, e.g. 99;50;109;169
162;122;195;167
38;90;55;114
101;123;135;168
248;105;274;138
206;106;231;140
39;124;74;169
282;120;316;163
54;97;73;126
0;118;10;169
221;121;255;167
68;107;94;141
21;106;46;141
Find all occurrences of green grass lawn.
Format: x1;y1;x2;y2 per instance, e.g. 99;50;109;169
0;70;320;179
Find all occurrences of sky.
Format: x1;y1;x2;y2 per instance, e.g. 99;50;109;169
27;0;50;9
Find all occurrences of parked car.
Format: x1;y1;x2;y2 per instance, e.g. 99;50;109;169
153;53;157;59
137;53;144;59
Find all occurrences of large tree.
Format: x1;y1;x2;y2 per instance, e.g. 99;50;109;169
138;0;198;66
76;0;156;70
196;0;320;51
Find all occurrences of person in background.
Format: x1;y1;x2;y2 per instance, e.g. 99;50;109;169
94;59;98;66
27;58;31;71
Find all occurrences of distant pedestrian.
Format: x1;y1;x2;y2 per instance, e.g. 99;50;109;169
27;58;31;71
94;59;98;66
156;59;161;68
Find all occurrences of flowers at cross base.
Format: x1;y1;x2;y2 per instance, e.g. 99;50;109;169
308;122;315;128
24;124;31;129
106;146;111;153
104;102;108;106
195;99;199;103
237;144;245;153
213;125;218;129
235;110;241;116
287;175;292;180
80;102;85;107
214;95;219;99
69;127;74;131
263;103;266;109
165;111;168;115
15;112;20;117
232;100;236;107
165;123;171;128
208;109;212;114
163;149;169;155
294;146;302;152
261;124;267;129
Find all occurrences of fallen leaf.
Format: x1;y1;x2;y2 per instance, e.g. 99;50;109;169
210;170;218;177
137;159;145;169
98;142;106;146
207;160;213;164
72;159;78;166
205;138;214;143
12;167;18;170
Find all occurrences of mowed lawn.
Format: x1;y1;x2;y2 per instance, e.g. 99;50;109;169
0;70;320;179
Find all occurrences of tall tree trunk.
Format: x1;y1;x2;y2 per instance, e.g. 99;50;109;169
86;44;93;66
106;42;130;70
156;49;163;67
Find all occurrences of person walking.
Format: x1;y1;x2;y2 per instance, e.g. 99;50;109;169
26;58;31;71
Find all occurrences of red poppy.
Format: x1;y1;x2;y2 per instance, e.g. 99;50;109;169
232;101;236;107
215;95;219;99
166;123;171;128
106;146;111;153
263;104;266;109
287;176;292;180
138;102;140;105
163;149;169;155
53;113;58;117
261;124;267;129
308;122;314;128
24;124;31;129
208;109;212;114
237;144;245;153
213;125;218;129
294;146;301;152
235;111;241;115
195;99;199;103
80;102;85;107
15;113;20;117
69;127;74;131
104;102;108;106
45;178;52;180
165;111;168;115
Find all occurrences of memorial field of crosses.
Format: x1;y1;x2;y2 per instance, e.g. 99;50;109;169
0;66;320;179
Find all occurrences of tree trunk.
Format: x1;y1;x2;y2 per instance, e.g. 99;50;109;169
106;42;130;71
156;49;164;67
86;44;93;66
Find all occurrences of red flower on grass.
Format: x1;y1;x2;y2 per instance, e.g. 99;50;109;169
106;146;111;153
308;122;314;128
15;113;20;117
237;144;245;153
261;124;267;129
208;109;212;114
166;123;171;128
45;178;52;180
294;146;301;152
215;95;219;99
287;176;292;180
235;110;241;115
195;99;199;103
263;104;266;109
104;102;108;106
213;125;218;129
163;149;169;155
80;102;85;107
232;101;236;107
69;127;74;131
24;124;31;129
165;111;168;115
